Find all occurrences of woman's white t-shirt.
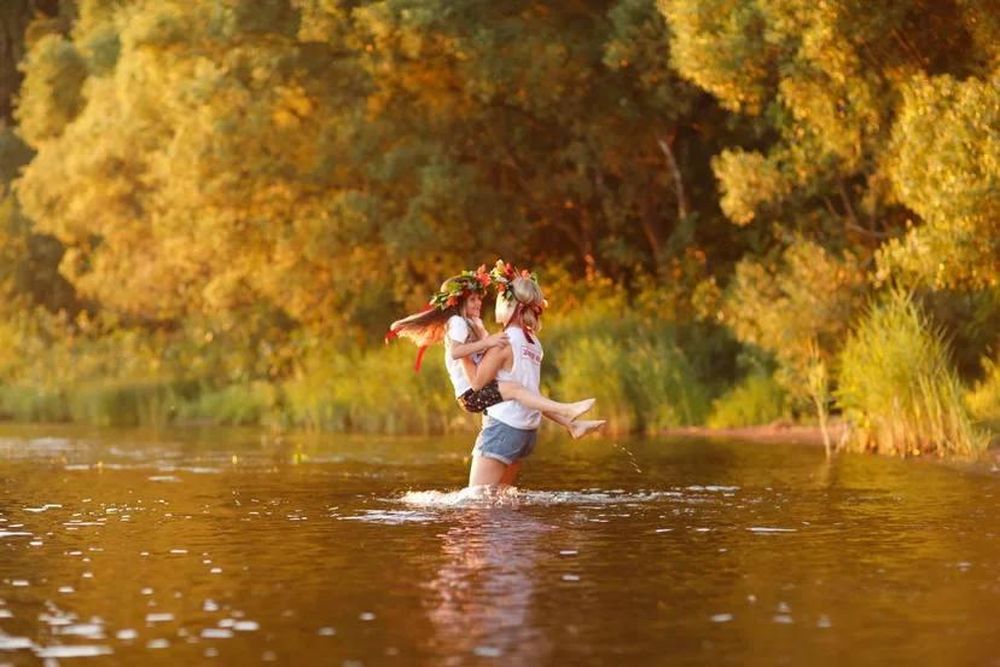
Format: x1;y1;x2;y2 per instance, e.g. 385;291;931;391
485;326;542;430
444;316;474;397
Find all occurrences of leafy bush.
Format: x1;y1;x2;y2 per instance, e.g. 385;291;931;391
68;379;194;428
966;356;1000;434
0;385;69;422
707;373;788;428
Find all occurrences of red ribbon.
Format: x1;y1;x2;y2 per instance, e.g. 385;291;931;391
504;302;537;344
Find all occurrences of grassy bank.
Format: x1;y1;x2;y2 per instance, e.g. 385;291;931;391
0;291;995;459
0;296;727;435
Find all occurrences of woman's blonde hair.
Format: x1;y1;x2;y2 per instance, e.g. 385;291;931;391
508;276;544;332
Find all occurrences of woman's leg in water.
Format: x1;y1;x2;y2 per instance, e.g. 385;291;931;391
497;381;594;421
499;461;522;486
467;456;523;487
468;455;507;486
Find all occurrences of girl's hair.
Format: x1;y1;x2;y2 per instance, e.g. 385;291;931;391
508;277;544;332
388;305;456;348
388;277;483;348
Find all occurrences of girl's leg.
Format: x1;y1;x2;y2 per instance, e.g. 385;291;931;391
497;381;594;421
542;411;607;440
468;455;507;487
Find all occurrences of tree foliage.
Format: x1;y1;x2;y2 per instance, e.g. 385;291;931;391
11;0;738;340
664;0;998;286
877;72;999;289
0;0;996;441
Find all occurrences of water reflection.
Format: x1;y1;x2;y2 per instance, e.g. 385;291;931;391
424;508;553;664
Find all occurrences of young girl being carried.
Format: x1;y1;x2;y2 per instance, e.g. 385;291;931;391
387;264;604;438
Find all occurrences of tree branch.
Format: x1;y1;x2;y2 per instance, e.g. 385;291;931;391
837;179;860;230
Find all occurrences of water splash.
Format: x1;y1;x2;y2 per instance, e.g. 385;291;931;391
747;527;797;534
338;510;439;525
399;487;690;509
399;485;523;508
36;645;113;658
610;442;643;474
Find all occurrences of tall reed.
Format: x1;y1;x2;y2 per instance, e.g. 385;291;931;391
282;342;464;434
178;381;279;427
67;379;194;429
836;291;988;457
549;317;710;434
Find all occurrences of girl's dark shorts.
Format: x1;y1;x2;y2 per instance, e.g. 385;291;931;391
457;380;504;413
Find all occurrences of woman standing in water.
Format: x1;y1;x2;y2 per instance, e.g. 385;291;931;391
465;265;569;487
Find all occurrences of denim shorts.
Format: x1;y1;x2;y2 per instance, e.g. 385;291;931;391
472;419;538;465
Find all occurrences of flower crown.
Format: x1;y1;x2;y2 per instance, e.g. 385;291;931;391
428;265;492;310
489;259;541;304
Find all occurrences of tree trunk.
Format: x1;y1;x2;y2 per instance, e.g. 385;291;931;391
639;195;663;267
657;133;689;222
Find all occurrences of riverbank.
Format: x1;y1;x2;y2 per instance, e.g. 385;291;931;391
662;420;848;447
663;420;1000;471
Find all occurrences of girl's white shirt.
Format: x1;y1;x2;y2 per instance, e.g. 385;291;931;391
444;315;473;397
485;326;542;430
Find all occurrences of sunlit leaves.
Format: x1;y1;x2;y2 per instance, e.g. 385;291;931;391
660;0;777;114
720;238;867;409
3;0;995;433
661;0;997;267
17;0;371;329
15;35;88;144
877;71;1000;289
712;148;787;225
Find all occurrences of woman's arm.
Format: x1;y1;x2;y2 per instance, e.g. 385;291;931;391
460;356;478;384
469;344;512;391
450;332;508;360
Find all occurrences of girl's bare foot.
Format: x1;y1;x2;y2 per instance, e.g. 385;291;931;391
569;419;606;439
562;398;595;422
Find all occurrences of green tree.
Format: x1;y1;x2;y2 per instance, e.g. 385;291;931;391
662;0;997;260
662;0;999;450
717;238;867;451
16;0;741;343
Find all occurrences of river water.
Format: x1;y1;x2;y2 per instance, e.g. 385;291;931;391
0;423;997;665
